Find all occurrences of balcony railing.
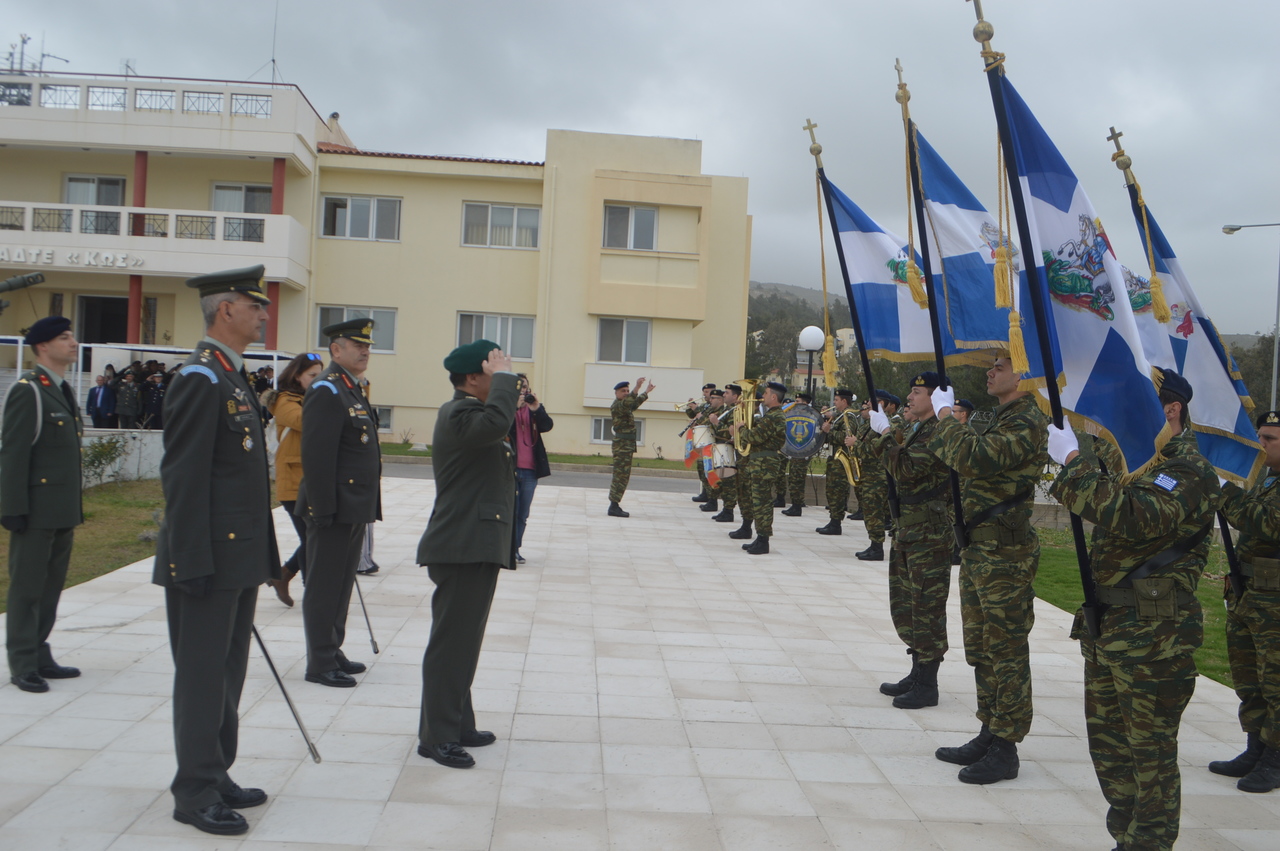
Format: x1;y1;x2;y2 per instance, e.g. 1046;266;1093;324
1;202;265;243
0;76;276;120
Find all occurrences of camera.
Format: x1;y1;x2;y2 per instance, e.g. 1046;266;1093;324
524;393;537;404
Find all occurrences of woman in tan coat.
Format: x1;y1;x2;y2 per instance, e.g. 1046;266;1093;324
265;352;323;606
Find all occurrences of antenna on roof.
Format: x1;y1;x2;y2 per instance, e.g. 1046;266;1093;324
270;0;282;83
121;58;137;76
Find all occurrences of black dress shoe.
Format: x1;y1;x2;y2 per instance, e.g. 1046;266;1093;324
335;654;366;675
460;729;497;747
356;562;379;575
220;783;268;808
418;741;475;768
37;664;80;679
9;671;49;693
173;802;248;835
305;669;357;688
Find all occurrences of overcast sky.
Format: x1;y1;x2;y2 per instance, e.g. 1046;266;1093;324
5;0;1279;334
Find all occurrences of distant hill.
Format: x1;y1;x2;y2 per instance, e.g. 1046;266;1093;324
749;281;847;312
1223;333;1263;351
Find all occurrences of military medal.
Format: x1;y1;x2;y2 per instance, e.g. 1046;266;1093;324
361;433;369;444
243;435;254;451
227;400;237;414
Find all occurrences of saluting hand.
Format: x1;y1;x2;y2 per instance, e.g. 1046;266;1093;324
483;348;513;375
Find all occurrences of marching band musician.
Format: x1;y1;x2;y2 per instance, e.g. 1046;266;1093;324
730;382;788;555
815;389;857;535
710;385;743;525
695;390;727;514
690;383;717;505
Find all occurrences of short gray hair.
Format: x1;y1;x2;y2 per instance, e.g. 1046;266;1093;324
200;292;239;328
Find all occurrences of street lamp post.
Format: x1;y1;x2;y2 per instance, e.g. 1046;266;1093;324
798;325;825;399
1223;222;1280;409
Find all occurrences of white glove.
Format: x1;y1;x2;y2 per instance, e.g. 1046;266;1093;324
1047;423;1079;466
1218;476;1228;488
931;385;954;415
868;406;891;435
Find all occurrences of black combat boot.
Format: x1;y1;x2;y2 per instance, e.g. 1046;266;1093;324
848;508;864;521
781;503;803;516
773;494;785;508
879;650;917;696
700;499;719;512
855;542;884;560
745;535;770;555
815;520;842;535
712;508;735;523
608;501;630;518
958;735;1019;784
1209;732;1264;777
692;492;708;503
893;659;939;709
728;520;753;540
1238;745;1280;793
935;726;993;765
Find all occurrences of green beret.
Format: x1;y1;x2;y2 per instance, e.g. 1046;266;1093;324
323;317;375;345
186;264;270;304
444;338;500;375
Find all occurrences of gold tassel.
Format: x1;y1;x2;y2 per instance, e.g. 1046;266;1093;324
1008;310;1030;375
822;336;839;388
1149;273;1171;324
994;244;1012;309
906;261;929;310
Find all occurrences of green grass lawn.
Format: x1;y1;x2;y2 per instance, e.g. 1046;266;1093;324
1034;526;1233;687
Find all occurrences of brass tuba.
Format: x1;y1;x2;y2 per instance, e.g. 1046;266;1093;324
832;408;861;483
731;379;760;457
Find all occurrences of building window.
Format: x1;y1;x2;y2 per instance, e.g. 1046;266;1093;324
461;203;539;248
213;184;272;214
322;196;400;241
597;317;650;364
316;305;397;353
374;406;392;433
591;417;645;444
64;175;125;206
457;313;535;360
603;205;656;250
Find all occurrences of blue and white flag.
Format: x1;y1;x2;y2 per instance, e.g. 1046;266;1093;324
1123;195;1263;484
825;177;960;361
999;76;1169;476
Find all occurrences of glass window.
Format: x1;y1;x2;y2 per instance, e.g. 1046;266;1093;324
489;206;514;247
321;196;400;240
632;207;656;250
597;318;624;363
348;198;371;239
461;202;539;248
624;319;649;363
64;176;125;206
604;206;630;249
315;306;397;352
603;205;658;250
457;313;535;360
509;317;535;359
597;317;649;364
245;185;273;214
323;197;348;236
375;198;400;240
516;208;539;248
591;417;644;444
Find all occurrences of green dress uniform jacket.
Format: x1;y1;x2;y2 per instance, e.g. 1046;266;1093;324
295;363;382;525
2;366;84;678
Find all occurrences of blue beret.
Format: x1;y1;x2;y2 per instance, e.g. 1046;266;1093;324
444;338;500;375
765;381;788;396
1257;410;1280;430
956;399;975;411
614;381;630;391
1156;367;1193;404
24;315;72;346
911;372;942;390
875;389;902;407
834;388;854;400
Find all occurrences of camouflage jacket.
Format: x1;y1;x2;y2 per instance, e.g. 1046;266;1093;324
610;391;649;438
924;394;1047;533
710;405;737;444
850;412;890;481
873;416;952;544
739;405;786;453
1220;471;1280;564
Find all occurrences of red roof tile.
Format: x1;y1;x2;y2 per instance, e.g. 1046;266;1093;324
317;141;542;166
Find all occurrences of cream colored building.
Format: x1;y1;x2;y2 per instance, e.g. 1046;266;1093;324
0;72;751;455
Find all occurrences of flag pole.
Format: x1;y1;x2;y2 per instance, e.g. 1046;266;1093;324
896;64;970;549
969;4;1104;636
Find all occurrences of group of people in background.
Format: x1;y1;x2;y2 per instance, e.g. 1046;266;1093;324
84;359;175;429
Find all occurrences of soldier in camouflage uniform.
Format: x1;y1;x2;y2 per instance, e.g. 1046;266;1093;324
816;389;856;534
728;388;763;542
850;390;901;560
607;378;652;517
731;382;787;554
866;373;954;710
924;356;1047;785
688;384;716;504
695;391;726;514
712;385;742;524
1048;369;1217;850
1214;409;1280;794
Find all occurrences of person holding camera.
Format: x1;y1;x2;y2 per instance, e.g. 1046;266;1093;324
510;374;553;565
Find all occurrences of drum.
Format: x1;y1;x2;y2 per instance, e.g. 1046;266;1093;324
692;424;714;448
712;443;736;477
782;403;825;460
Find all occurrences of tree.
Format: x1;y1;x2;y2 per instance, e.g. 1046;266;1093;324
1230;334;1276;409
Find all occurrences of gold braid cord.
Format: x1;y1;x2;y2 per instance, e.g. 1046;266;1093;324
816;172;839;386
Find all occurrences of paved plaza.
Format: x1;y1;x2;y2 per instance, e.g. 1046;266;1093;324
0;474;1277;850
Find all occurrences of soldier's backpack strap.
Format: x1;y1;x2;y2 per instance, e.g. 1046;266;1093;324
963;488;1033;535
1116;520;1214;587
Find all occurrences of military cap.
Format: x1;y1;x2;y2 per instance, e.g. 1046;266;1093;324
875;389;902;407
702;383;717;390
834;388;854;400
1156;367;1193;404
910;371;943;390
797;393;813;404
956;398;975;412
444;338;500;374
323;317;376;345
764;381;788;397
724;383;742;394
613;380;630;391
1256;410;1280;430
186;264;270;304
709;389;724;397
23;315;72;346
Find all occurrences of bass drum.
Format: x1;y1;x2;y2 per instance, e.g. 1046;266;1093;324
781;403;824;460
691;424;714;448
712;443;736;478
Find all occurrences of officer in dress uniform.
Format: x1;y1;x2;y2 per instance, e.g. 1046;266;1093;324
153;266;280;835
2;316;84;693
297;318;382;687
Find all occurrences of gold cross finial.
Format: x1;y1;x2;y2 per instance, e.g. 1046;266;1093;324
895;58;904;86
1106;126;1135;185
803;119;823;167
1106;126;1124;151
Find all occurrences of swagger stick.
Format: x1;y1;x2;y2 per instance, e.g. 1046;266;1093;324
252;625;321;763
353;575;379;654
971;5;1101;636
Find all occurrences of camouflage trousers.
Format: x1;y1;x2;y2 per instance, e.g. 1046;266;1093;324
1226;588;1280;747
713;449;739;510
786;457;807;504
855;471;889;543
888;535;953;664
609;438;636;503
825;459;850;522
959;535;1038;742
1082;648;1196;851
750;453;782;536
737;457;753;521
697;456;710;497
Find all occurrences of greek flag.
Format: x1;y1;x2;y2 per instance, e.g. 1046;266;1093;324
1124;198;1263;484
999;76;1168;476
825;177;960;361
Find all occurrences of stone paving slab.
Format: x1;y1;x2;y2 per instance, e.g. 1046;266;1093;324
0;476;1276;850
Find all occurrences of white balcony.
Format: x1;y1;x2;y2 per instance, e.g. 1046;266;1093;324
0;200;309;287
